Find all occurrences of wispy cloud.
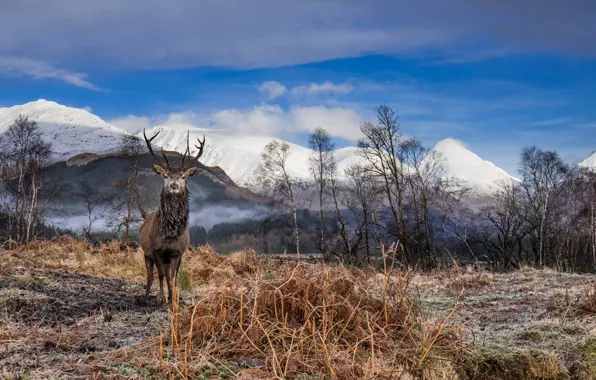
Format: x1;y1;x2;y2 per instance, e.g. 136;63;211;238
525;117;574;127
575;122;596;129
291;81;354;96
0;56;102;91
257;81;287;100
2;1;595;70
424;48;516;66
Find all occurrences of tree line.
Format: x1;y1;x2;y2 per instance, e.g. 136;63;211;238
255;105;596;271
1;111;595;272
0;116;146;245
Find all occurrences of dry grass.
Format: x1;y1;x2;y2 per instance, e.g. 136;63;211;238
3;237;596;379
167;248;470;379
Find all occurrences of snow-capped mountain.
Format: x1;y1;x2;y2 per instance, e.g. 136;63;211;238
139;123;362;186
0;100;520;196
0;99;130;160
426;139;519;194
579;151;596;171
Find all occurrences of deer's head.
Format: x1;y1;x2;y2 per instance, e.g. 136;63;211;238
143;129;206;195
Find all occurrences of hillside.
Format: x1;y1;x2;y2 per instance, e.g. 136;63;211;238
44;152;268;232
0;99;524;197
427;138;520;193
0;99;130;161
580;151;596;170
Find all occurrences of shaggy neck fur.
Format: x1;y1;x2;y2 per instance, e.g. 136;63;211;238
157;188;189;239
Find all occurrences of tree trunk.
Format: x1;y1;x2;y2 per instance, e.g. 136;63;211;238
25;171;38;243
292;199;300;255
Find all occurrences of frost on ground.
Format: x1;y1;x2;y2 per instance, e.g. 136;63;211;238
1;238;596;379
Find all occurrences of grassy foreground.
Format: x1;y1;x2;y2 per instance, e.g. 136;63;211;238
1;237;596;379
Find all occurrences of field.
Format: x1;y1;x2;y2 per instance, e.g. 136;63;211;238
1;238;596;379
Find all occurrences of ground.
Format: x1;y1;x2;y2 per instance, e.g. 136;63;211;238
1;239;596;379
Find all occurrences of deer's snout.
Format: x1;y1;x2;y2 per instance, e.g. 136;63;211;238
169;182;180;191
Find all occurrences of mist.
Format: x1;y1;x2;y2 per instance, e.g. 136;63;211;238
190;204;271;230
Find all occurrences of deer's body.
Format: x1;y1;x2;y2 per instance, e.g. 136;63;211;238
139;129;204;305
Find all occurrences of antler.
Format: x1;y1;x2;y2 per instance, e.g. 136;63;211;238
180;131;191;168
143;129;170;167
181;133;206;169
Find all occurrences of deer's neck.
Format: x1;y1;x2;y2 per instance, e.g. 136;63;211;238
157;190;189;239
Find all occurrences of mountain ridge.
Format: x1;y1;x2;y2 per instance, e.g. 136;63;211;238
1;99;526;196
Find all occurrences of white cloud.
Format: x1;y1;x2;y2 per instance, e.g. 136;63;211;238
81;106;92;113
109;115;153;133
207;104;286;135
113;103;363;141
290;106;362;140
291;81;354;96
257;81;287;100
164;111;200;126
0;56;101;90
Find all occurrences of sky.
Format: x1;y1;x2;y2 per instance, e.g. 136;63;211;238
0;0;595;175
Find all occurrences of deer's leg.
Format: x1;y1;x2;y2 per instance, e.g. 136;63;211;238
173;256;182;285
164;261;174;305
144;256;154;304
155;258;166;305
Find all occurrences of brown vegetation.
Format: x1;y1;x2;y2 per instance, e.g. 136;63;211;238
2;238;596;379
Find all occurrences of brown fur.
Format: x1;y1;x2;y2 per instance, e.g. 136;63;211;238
139;129;204;305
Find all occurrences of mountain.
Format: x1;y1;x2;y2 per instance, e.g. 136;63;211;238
0;100;519;196
579;151;596;171
139;124;362;186
427;139;519;194
46;152;269;232
0;99;130;161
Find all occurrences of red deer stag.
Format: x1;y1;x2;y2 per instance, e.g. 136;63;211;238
139;129;205;305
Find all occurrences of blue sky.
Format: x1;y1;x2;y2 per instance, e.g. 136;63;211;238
0;0;595;175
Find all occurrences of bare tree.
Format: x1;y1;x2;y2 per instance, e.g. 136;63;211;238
0;115;52;243
518;146;568;267
326;168;362;263
120;134;145;156
357;105;411;262
308;127;336;254
109;134;147;240
255;140;301;254
478;181;527;269
343;163;382;264
75;180;111;245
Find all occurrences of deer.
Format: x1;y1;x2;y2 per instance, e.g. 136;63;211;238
139;129;205;306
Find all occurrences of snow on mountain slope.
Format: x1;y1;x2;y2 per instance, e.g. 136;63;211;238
0;99;131;160
0;100;520;196
579;151;596;170
427;138;519;194
139;124;363;186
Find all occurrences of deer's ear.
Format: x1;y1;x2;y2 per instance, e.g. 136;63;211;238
152;163;168;176
184;166;199;177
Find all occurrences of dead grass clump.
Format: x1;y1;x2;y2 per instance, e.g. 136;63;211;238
466;344;569;380
448;271;493;291
579;283;596;313
184;246;263;284
169;246;469;379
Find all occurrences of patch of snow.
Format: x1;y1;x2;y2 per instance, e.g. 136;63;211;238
579;151;596;171
0;99;131;161
425;138;519;194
